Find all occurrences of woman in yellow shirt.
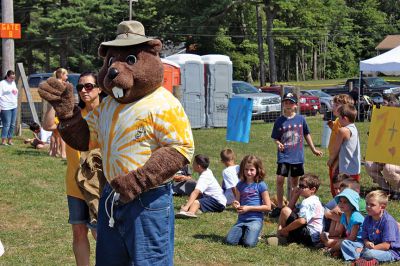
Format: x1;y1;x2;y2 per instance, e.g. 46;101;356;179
42;72;102;266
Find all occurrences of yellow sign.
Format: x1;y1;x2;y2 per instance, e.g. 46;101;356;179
366;106;400;164
0;23;21;39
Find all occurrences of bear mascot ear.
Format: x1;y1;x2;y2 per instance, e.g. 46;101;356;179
147;39;162;55
98;45;108;58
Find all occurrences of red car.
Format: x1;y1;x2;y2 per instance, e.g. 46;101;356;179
259;85;321;116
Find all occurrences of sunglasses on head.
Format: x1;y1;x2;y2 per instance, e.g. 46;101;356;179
77;83;96;92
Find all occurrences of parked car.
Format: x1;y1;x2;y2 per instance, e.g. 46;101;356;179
28;72;80;92
300;90;333;114
232;81;281;122
259;85;321;116
321;77;400;97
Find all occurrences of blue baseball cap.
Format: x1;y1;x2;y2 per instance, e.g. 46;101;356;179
282;92;298;104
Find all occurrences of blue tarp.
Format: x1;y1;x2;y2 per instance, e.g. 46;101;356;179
226;97;253;143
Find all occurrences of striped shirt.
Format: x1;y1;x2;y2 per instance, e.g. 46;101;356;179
86;87;194;183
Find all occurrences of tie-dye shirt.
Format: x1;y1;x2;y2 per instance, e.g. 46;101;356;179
85;87;194;183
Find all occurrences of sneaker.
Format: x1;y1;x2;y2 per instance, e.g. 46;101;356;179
0;143;8;146
266;235;287;246
269;207;281;218
175;211;197;219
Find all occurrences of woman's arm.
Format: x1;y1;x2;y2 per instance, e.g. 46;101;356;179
42;103;57;131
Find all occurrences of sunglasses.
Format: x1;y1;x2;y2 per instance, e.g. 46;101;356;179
77;83;97;92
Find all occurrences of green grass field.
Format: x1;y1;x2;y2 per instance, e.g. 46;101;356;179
1;116;400;265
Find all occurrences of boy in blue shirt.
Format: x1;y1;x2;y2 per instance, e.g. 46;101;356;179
270;93;323;217
341;190;400;264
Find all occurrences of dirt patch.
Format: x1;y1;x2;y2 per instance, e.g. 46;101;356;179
0;202;43;231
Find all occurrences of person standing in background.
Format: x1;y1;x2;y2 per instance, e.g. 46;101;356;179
48;68;68;158
0;70;18;146
42;72;102;266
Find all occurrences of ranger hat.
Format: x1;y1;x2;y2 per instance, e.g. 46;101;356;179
100;20;153;48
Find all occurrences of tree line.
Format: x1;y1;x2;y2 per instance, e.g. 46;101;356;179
5;0;400;84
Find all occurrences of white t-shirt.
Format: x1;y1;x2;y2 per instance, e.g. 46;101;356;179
298;195;324;243
222;165;239;205
0;79;18;110
39;128;52;143
196;168;227;206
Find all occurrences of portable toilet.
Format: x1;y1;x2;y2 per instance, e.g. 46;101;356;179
161;58;181;94
201;54;233;128
166;54;206;129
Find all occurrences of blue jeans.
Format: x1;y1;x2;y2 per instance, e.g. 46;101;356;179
341;240;395;262
341;239;364;261
96;182;174;266
362;248;395;263
1;108;17;139
225;219;263;247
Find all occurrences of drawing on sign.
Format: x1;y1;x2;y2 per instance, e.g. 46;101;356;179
366;106;400;165
388;121;397;141
374;111;388;146
388;146;396;157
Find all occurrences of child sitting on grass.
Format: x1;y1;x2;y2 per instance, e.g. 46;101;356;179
341;190;400;264
225;155;271;247
24;121;52;150
320;188;364;258
176;154;226;218
220;148;239;206
267;174;324;247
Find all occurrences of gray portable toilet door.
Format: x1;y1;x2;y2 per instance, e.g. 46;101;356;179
182;62;205;129
209;62;232;127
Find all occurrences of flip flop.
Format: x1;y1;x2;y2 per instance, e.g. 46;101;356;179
175;211;197;219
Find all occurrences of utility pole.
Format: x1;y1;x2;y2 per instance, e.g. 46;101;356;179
128;0;138;20
256;4;265;87
1;0;15;76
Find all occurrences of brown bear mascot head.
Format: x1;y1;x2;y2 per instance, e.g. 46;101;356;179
97;21;164;104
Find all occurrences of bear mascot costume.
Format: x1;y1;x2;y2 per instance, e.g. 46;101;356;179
39;21;194;266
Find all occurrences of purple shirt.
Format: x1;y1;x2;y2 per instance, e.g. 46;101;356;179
237;181;268;222
362;211;400;260
271;114;310;164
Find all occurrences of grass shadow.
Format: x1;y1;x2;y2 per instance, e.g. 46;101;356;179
193;233;226;243
13;149;49;157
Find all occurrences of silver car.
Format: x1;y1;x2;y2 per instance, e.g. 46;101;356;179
301;90;333;114
232;81;281;122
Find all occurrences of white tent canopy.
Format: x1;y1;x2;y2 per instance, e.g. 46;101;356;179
360;45;400;75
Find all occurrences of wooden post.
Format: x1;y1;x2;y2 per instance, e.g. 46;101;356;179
16;63;40;126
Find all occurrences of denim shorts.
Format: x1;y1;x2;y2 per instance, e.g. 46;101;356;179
96;182;174;266
67;196;91;226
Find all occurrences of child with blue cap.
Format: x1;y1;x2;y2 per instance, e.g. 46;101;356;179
320;188;364;258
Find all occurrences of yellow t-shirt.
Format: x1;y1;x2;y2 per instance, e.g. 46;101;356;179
85;87;194;183
328;118;341;156
56;110;88;199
